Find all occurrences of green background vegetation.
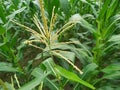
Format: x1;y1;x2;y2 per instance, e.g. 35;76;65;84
0;0;120;90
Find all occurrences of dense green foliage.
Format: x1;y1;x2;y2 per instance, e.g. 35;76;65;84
0;0;120;90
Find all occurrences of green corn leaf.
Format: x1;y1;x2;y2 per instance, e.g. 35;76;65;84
7;7;26;19
4;82;15;90
97;0;110;21
0;1;7;23
104;15;120;39
59;0;70;15
70;14;96;34
104;34;120;52
98;86;115;90
108;34;120;42
0;43;14;60
44;0;59;18
0;25;6;35
11;0;20;9
100;63;120;80
106;0;119;19
94;63;120;84
18;77;45;90
31;68;45;78
35;52;50;60
102;63;120;74
38;58;59;90
0;62;18;72
55;65;95;90
44;78;59;90
81;63;98;79
49;43;71;50
0;79;8;90
72;48;92;65
103;71;120;80
19;68;49;90
42;58;57;76
59;51;75;63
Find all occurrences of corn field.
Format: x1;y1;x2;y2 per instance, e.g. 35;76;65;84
0;0;120;90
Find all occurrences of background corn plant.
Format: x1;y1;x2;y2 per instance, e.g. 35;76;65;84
0;0;120;90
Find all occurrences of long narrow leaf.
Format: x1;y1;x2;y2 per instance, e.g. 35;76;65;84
0;62;18;72
55;65;95;90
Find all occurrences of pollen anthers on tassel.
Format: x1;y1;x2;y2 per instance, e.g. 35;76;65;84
24;40;32;45
39;0;49;38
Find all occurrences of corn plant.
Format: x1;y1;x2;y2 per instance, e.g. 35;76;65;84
0;0;28;73
71;0;120;89
11;0;96;90
0;0;40;89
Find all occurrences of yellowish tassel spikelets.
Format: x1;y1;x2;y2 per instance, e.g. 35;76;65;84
11;20;47;45
33;15;46;38
57;21;75;34
49;6;57;32
39;0;49;38
52;51;83;74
